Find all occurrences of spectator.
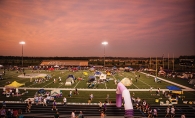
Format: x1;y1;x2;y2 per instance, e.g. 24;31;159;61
103;102;107;115
6;109;12;118
43;98;47;106
181;113;186;118
101;111;105;118
71;110;76;118
171;106;175;118
52;100;57;111
99;101;102;111
148;108;152;118
106;94;109;103
13;109;18;118
153;108;158;118
165;106;170;117
25;104;30;113
0;107;6;118
2;101;6;107
54;111;59;118
77;111;84;118
27;99;32;109
63;97;67;106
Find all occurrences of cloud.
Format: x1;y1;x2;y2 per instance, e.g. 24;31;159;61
0;0;194;57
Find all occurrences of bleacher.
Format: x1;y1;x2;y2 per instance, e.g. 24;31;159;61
4;103;195;118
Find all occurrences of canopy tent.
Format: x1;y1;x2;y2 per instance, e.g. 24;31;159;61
88;76;96;82
5;81;24;88
94;71;102;76
48;68;54;71
166;86;181;91
100;74;106;80
166;85;183;94
120;78;132;86
112;66;117;70
38;89;46;94
89;67;95;71
67;74;76;80
83;72;88;76
54;65;59;68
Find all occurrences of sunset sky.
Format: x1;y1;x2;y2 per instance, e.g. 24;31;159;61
0;0;194;57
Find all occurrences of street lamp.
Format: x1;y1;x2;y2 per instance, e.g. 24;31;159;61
102;41;108;70
19;41;25;68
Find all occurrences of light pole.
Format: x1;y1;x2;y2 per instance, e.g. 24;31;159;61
102;41;108;70
19;41;25;68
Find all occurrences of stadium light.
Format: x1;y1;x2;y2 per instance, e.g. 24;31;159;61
19;41;25;68
102;41;108;69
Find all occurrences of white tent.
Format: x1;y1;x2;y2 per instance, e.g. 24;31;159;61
100;74;106;80
54;65;59;68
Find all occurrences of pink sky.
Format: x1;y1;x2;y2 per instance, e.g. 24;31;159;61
0;0;194;57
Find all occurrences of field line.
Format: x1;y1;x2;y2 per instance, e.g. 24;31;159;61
42;81;54;88
137;79;151;87
74;80;80;88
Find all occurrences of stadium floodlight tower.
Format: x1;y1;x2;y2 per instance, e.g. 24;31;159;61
19;41;25;68
102;41;108;70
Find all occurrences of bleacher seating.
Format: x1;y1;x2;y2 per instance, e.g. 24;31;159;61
3;103;195;118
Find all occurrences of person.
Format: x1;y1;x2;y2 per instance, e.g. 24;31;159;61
69;90;72;97
148;108;152;118
135;75;138;82
106;94;109;103
75;88;79;95
101;111;105;118
0;107;6;118
2;101;6;107
165;106;170;117
181;113;186;118
77;111;84;118
52;100;57;111
63;97;67;106
103;102;107;115
27;99;32;109
90;94;93;101
43;98;47;106
25;104;30;113
54;111;59;118
99;101;102;111
13;109;18;118
171;106;175;118
71;110;76;118
153;108;157;118
6;109;12;118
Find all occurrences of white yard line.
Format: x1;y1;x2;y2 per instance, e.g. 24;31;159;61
137;79;151;87
74;81;80;88
42;81;54;88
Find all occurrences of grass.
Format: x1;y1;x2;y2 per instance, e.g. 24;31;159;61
0;69;195;105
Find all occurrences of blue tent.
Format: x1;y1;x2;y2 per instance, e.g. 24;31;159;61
166;86;181;91
88;76;96;82
94;71;101;76
67;74;76;80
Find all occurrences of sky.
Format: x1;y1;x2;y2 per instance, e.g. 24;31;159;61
0;0;194;57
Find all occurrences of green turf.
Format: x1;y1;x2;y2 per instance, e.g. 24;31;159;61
0;69;195;105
